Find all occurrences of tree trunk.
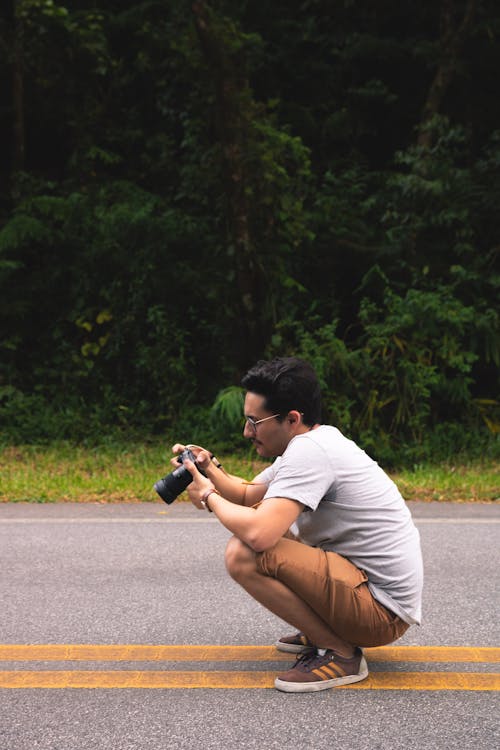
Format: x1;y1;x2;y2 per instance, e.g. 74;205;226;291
418;0;477;149
192;1;267;367
13;27;25;171
11;0;25;196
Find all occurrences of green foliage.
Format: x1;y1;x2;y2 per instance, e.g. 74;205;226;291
356;288;479;433
0;386;130;444
0;0;499;466
210;386;246;445
0;179;204;426
266;281;499;465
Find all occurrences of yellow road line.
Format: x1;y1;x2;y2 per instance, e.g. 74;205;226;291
367;646;499;663
0;644;498;663
0;670;498;690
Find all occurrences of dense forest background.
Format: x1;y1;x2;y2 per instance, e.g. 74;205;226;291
0;0;499;464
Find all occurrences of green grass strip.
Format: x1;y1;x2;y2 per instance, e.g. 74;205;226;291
0;442;498;503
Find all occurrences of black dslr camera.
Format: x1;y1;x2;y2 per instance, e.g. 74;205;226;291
154;448;205;505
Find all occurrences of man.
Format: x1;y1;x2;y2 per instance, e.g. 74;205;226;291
176;357;423;693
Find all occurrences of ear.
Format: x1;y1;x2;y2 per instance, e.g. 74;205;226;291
287;410;302;426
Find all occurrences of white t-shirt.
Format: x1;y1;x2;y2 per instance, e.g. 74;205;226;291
254;425;423;625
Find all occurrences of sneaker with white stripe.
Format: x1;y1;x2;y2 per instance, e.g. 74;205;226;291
275;646;369;693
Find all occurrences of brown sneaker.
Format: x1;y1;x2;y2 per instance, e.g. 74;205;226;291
275;647;369;693
275;632;315;654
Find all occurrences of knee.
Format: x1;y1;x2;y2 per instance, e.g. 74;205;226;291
224;536;258;582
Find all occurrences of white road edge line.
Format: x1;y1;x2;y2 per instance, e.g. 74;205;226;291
0;517;498;524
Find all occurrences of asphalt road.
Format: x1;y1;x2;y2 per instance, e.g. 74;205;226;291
0;500;499;750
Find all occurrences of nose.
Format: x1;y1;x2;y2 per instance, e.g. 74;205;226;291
243;420;254;439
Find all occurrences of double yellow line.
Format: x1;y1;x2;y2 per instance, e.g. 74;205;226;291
1;645;498;690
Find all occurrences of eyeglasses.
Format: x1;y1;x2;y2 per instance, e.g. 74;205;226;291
244;414;281;432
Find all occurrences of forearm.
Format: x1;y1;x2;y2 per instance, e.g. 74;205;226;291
204;492;261;548
172;443;250;505
202;491;302;552
203;463;248;505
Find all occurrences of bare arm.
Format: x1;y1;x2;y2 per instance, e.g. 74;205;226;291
183;459;303;551
203;463;268;506
171;444;267;506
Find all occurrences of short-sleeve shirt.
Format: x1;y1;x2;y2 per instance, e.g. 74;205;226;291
253;425;423;625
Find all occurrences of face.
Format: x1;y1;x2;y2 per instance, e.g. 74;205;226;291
243;392;292;458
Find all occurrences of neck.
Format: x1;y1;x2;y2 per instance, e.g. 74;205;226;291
298;422;320;434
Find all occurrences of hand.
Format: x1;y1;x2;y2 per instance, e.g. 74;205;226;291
182;459;217;510
171;443;213;471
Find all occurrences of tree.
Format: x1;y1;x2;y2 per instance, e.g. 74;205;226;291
0;0;498;455
418;0;478;149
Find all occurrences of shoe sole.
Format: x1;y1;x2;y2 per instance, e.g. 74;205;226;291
274;640;311;654
274;657;369;693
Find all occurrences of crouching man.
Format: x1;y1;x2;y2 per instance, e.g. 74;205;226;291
175;357;423;693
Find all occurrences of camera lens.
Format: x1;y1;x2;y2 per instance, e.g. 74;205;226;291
154;465;193;504
154;449;206;505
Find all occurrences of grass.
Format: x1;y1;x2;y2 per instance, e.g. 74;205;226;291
0;441;498;504
394;462;499;503
0;442;265;504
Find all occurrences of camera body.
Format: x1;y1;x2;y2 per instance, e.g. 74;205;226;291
154;448;205;504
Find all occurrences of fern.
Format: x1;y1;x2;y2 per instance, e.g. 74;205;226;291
211;386;245;428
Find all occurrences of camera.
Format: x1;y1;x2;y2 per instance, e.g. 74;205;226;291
154;448;205;504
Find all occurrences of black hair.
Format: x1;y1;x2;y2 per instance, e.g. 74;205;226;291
241;357;322;426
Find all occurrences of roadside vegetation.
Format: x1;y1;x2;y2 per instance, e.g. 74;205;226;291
1;2;499;471
1;441;498;504
1;3;498;486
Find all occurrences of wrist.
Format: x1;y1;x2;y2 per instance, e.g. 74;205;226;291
197;457;223;475
204;461;225;483
200;487;220;512
210;454;223;470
